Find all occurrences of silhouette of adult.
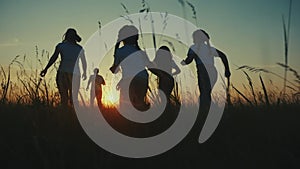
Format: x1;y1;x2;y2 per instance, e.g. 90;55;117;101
40;28;87;106
181;29;231;107
86;68;105;106
110;25;153;111
151;46;181;100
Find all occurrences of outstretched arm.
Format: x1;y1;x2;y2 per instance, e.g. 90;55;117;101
216;49;231;78
40;46;59;77
181;48;195;65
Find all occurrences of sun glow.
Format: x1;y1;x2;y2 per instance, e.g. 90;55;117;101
101;85;120;107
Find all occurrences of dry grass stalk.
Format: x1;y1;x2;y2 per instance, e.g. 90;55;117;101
232;85;253;106
259;74;270;106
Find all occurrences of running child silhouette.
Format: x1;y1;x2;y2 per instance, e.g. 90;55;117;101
110;25;154;111
150;46;181;101
86;68;105;106
40;28;87;106
181;29;231;107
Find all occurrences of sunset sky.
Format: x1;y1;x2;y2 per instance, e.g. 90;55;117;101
0;0;299;91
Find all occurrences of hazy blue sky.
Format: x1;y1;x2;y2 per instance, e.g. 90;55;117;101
0;0;299;87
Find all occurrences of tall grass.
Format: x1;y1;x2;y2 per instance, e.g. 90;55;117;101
186;1;198;27
0;55;18;103
231;85;253;106
0;47;59;106
139;0;157;51
259;74;270;106
234;64;299;105
242;70;257;106
0;1;298;108
120;2;133;24
282;0;293;95
3;56;297;107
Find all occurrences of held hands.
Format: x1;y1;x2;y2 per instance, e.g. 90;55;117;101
180;60;186;66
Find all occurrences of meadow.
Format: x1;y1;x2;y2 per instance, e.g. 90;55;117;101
1;1;299;168
1;97;299;169
0;47;299;169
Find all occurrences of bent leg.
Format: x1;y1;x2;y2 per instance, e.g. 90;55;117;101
130;76;149;111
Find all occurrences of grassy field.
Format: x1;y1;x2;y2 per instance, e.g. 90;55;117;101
1;102;299;169
0;49;299;169
1;2;299;167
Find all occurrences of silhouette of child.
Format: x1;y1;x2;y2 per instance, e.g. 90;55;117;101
181;29;231;106
151;46;181;100
110;25;153;111
40;28;87;106
86;68;105;106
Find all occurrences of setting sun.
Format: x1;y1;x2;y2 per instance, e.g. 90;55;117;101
101;85;120;107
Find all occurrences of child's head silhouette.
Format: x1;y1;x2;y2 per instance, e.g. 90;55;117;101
192;29;210;44
94;68;99;74
63;28;82;43
156;46;172;61
117;25;139;45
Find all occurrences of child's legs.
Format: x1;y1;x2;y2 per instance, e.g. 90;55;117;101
90;87;96;106
129;76;149;109
159;74;174;99
56;71;68;105
197;65;212;107
70;74;80;105
95;88;102;105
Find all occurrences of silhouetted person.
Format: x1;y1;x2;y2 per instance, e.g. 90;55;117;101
40;28;87;106
150;46;181;100
110;25;153;111
86;68;105;106
181;29;231;107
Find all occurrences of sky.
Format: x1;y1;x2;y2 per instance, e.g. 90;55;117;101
0;0;299;91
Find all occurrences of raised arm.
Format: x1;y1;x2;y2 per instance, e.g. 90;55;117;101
40;46;59;77
110;57;121;74
216;49;231;78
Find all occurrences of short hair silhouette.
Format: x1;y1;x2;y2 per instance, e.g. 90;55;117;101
94;68;99;74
